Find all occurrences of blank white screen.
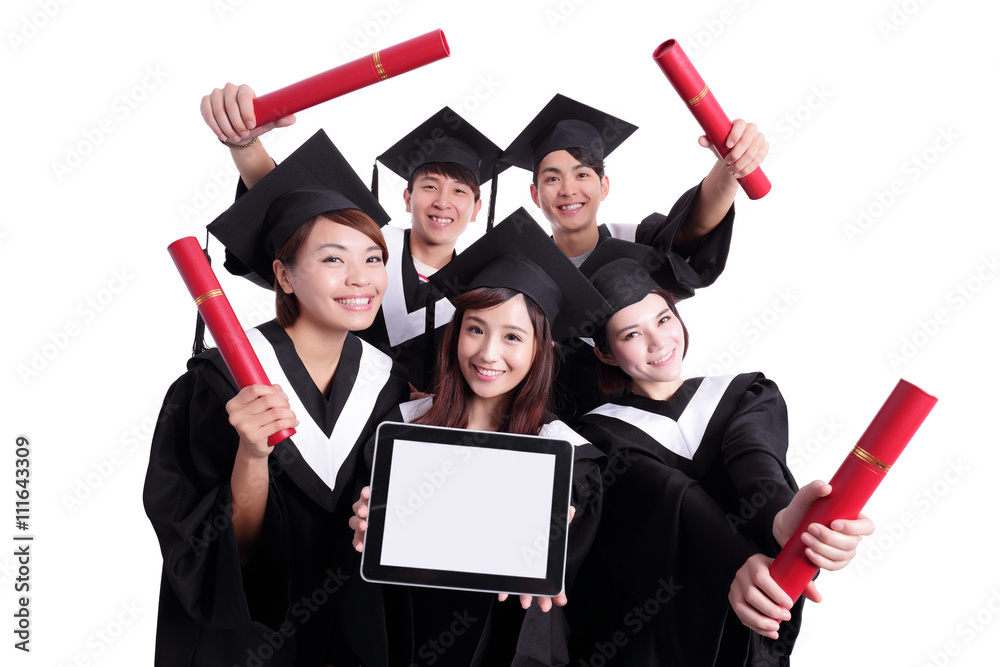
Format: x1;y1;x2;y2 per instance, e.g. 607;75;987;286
379;439;556;580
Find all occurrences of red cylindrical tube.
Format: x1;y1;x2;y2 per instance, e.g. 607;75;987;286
769;379;938;600
652;39;771;200
167;237;295;447
253;29;450;126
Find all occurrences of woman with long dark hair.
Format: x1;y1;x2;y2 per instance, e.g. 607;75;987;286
144;131;409;666
351;208;610;666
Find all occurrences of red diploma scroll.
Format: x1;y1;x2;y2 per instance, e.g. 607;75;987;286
769;379;938;600
167;236;295;447
253;29;450;127
652;39;771;200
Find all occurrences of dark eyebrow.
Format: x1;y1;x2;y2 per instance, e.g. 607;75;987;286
540;162;588;176
465;315;529;335
316;243;381;253
614;309;671;337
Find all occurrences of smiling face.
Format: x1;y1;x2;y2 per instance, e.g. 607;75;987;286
456;293;537;405
274;216;388;334
530;149;609;237
596;293;685;400
404;170;482;252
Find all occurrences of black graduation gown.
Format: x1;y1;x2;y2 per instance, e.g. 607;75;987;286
355;226;454;392
363;400;605;667
569;373;803;666
552;181;736;421
144;321;409;666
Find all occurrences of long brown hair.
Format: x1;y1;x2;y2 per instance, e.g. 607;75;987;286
417;287;554;435
273;209;389;328
594;289;689;395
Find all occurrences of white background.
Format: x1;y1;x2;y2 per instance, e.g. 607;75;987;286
2;0;996;665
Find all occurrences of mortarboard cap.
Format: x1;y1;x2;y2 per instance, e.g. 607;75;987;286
579;239;680;314
208;129;390;288
429;208;611;341
501;94;638;172
375;106;505;187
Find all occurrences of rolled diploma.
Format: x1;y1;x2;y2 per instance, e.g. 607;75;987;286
253;29;450;126
769;379;938;600
652;38;771;200
167;236;295;447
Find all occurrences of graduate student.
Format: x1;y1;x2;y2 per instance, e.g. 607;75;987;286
501;94;768;417
350;209;610;666
144;130;409;666
567;249;873;665
202;85;504;390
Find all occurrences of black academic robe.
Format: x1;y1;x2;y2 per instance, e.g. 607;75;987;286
552;181;735;421
363;399;605;667
568;373;803;666
355;226;454;392
144;321;409;666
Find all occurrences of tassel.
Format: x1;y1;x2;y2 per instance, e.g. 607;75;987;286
371;162;379;199
486;161;499;231
192;232;210;356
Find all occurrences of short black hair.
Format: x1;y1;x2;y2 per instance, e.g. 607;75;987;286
532;146;606;186
407;162;481;201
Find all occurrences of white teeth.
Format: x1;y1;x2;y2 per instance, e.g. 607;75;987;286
429;216;453;223
476;366;504;377
649;351;674;365
558;203;583;211
336;298;369;306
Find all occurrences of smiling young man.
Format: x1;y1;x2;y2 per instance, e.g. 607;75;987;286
501;93;769;417
202;84;504;390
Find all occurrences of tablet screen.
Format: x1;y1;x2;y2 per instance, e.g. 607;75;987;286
362;422;573;596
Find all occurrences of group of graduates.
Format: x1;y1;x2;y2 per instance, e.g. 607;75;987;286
142;80;874;666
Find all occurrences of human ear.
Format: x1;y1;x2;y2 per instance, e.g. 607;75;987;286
403;188;412;213
529;183;540;208
600;175;610;201
593;345;619;367
273;260;294;295
469;197;483;222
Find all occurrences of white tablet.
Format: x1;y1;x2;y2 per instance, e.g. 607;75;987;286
361;421;574;596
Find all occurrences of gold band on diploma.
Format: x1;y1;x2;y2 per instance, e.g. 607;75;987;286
687;85;709;106
195;289;224;306
373;51;388;80
852;446;891;473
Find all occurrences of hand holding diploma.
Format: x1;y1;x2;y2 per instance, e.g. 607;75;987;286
729;481;876;639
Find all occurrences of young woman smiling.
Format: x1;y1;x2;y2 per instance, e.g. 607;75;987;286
565;253;875;666
144;131;409;667
350;208;610;666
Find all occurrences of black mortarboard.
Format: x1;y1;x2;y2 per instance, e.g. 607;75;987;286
376;106;504;187
579;238;682;313
374;106;507;229
429;208;610;341
207;129;390;288
501;94;638;172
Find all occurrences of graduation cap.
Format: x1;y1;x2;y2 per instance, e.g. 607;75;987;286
208;129;390;289
429;207;611;341
501;93;638;172
374;106;507;228
579;239;679;313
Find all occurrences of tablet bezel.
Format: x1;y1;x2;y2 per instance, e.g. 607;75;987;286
361;421;574;596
